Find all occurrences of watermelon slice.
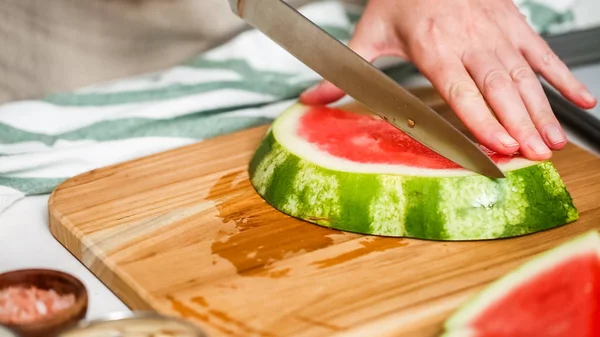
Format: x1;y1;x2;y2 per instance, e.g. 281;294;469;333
248;101;579;240
441;230;600;337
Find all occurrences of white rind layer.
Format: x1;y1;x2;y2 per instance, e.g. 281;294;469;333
273;104;537;177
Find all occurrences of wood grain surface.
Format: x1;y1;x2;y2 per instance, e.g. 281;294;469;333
48;88;600;337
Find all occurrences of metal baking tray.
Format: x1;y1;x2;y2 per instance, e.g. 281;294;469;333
542;26;600;152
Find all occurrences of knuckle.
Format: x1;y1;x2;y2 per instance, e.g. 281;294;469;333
480;116;501;126
464;25;479;41
409;40;446;68
423;18;443;41
510;66;536;82
542;50;558;65
529;108;554;120
409;19;441;50
513;123;539;138
483;69;513;93
447;80;482;103
533;115;560;130
471;117;502;131
536;47;559;70
460;48;485;65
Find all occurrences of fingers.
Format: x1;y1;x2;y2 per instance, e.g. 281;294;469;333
415;54;520;156
300;3;403;106
299;81;347;105
461;49;553;160
522;36;597;110
495;42;567;150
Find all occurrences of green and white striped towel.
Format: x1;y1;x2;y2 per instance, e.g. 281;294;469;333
0;0;593;214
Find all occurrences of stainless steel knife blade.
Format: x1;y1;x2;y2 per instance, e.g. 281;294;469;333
229;0;505;178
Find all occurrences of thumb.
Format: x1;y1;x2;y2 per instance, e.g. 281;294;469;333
299;37;379;105
299;80;347;106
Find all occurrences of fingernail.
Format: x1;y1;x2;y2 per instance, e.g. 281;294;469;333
527;137;550;155
582;90;596;104
544;125;565;145
497;133;518;148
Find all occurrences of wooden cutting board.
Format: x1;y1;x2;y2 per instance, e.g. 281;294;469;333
48;87;600;337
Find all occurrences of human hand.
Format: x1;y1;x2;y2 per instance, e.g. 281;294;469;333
300;0;597;161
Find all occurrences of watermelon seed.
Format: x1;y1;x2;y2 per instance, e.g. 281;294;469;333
408;119;415;128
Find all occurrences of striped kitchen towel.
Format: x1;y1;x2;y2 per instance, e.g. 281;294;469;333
0;0;594;214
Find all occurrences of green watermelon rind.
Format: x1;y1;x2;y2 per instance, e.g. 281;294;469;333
248;103;579;240
442;230;600;334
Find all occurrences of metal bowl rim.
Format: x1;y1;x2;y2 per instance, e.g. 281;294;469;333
58;311;206;336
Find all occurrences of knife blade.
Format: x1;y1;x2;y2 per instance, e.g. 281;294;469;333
228;0;505;178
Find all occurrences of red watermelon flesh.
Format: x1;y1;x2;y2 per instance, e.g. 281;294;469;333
442;231;600;337
298;106;517;170
470;253;600;336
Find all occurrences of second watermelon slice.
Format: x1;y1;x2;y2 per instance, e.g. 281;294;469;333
441;230;600;337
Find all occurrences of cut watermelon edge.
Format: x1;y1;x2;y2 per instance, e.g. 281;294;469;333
273;103;540;178
442;230;600;333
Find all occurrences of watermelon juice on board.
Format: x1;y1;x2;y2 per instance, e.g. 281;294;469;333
248;102;578;241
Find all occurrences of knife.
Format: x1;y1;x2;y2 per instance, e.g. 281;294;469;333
228;0;505;178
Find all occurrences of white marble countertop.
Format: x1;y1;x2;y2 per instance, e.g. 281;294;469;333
0;195;130;319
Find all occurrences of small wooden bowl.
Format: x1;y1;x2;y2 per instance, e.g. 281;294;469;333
0;269;88;337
